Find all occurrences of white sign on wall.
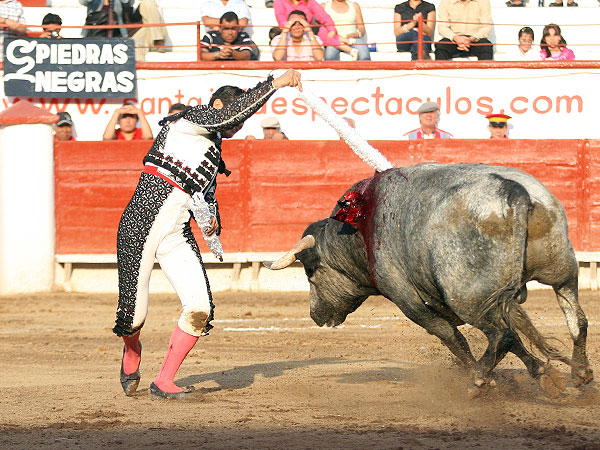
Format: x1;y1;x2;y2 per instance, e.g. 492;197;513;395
0;68;596;140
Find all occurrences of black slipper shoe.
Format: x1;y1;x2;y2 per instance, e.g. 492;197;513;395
150;382;196;400
120;342;141;396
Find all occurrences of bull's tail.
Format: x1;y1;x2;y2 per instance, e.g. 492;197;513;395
476;177;570;365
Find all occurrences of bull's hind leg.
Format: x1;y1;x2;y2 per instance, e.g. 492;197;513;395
508;334;567;397
554;280;594;386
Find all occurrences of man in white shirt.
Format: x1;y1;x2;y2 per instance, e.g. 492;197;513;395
201;0;253;36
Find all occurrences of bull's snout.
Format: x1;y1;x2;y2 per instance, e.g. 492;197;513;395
310;307;346;328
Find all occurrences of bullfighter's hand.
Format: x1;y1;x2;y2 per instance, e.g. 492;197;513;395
273;69;303;92
204;216;219;236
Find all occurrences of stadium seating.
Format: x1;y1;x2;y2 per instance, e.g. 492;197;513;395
21;0;600;60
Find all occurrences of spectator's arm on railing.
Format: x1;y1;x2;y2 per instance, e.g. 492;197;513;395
271;32;288;62
393;12;403;37
471;2;492;41
354;3;366;39
436;1;454;41
308;31;325;61
0;17;26;36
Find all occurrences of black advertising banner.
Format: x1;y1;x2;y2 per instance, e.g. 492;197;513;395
3;37;137;98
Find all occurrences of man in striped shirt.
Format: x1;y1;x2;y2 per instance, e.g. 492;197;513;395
200;11;258;61
0;0;26;56
403;101;453;140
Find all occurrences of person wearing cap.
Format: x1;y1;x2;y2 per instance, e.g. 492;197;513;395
403;101;453;139
487;113;511;139
40;13;62;39
54;112;76;141
245;116;288;140
261;116;288;139
103;104;153;141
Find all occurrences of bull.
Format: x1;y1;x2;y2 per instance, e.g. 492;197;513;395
265;163;593;397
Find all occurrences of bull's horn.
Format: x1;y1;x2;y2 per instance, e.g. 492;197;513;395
263;235;316;270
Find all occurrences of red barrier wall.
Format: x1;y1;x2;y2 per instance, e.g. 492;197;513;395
54;139;600;254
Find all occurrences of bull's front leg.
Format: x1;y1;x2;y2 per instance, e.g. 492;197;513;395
468;326;518;398
396;299;476;369
554;283;594;387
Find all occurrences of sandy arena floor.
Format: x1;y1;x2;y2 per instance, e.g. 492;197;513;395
1;290;599;449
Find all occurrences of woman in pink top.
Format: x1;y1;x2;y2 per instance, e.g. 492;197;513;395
540;24;575;61
273;0;342;48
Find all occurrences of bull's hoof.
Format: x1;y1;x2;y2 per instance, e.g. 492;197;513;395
538;364;567;398
467;376;494;399
572;365;594;387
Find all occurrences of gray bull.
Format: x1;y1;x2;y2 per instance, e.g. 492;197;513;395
266;163;593;397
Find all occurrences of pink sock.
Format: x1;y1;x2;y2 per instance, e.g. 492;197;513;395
122;332;141;375
153;325;198;393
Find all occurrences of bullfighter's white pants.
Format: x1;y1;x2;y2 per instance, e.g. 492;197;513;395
113;173;214;338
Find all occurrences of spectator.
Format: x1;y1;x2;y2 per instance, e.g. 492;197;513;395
540;24;575;60
54;112;76;141
269;26;282;44
201;11;259;61
271;10;325;61
80;0;169;61
40;13;63;39
486;113;510;139
0;0;26;55
168;103;186;115
274;0;351;57
547;0;577;6
261;117;288;139
394;0;435;60
201;0;253;37
434;0;493;61
103;104;153;141
321;0;370;61
245;116;289;139
498;26;537;60
403;101;453;139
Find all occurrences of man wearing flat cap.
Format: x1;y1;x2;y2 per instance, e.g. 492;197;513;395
261;116;288;139
403;101;453;140
487;113;510;139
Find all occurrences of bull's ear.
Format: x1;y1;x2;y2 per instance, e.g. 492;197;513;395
263;235;315;270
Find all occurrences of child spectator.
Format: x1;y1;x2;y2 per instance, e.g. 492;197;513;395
540;23;575;60
501;26;537;60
